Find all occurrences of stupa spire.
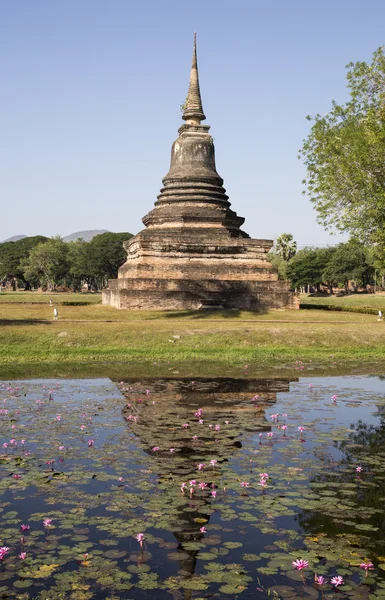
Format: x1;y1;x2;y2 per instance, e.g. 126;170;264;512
182;33;206;124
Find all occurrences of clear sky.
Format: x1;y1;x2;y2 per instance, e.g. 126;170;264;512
1;0;384;246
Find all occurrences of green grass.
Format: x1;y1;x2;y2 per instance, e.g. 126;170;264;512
0;291;102;303
301;292;385;309
0;298;385;379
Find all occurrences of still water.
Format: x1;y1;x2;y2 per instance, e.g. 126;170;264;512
0;375;384;599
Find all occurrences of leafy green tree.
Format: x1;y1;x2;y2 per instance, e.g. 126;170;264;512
21;237;70;291
67;239;92;290
267;252;289;280
274;233;297;262
322;240;374;291
287;247;336;291
300;47;385;251
0;236;49;289
87;232;133;288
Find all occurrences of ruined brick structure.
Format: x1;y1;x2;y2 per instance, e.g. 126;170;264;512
103;35;297;310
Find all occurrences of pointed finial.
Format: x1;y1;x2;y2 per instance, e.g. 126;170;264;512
182;33;206;124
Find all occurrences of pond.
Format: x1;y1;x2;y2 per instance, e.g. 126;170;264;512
0;375;384;599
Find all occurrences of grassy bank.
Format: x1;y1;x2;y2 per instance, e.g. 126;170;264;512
301;292;385;309
0;295;385;378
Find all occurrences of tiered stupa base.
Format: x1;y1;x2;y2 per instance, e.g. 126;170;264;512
103;230;296;310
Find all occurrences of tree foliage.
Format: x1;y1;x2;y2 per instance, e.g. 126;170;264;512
300;47;385;249
287;247;336;290
21;238;70;291
274;233;297;262
0;236;49;288
0;232;133;290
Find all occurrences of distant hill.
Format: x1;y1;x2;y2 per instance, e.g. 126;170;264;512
1;235;27;243
62;230;109;242
1;230;110;244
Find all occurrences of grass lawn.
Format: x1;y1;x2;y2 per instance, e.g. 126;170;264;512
0;291;102;303
301;292;385;309
0;294;385;379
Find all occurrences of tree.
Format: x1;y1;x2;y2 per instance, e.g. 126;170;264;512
274;233;297;262
300;47;385;251
21;237;70;291
322;240;374;291
0;236;49;289
87;232;133;288
287;247;336;291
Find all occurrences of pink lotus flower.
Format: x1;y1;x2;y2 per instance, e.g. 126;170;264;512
198;482;207;490
240;481;249;488
356;466;363;472
292;559;309;570
211;490;217;498
21;524;30;531
151;446;160;452
209;459;217;468
0;547;10;560
297;426;306;433
267;432;273;438
360;562;374;577
189;479;197;487
43;519;52;527
315;575;327;585
136;533;145;548
259;472;269;479
331;575;344;587
182;423;189;429
259;478;268;487
200;526;207;533
18;552;26;560
197;463;206;470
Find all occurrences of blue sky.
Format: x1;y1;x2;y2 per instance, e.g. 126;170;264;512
1;0;384;245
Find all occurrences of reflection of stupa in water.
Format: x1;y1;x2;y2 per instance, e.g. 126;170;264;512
119;377;297;582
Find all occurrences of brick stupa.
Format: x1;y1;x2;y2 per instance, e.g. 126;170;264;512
103;35;296;310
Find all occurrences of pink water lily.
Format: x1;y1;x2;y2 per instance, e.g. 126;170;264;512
209;459;217;468
0;547;10;560
240;481;249;488
169;448;175;453
292;559;309;570
136;533;145;548
331;575;344;587
360;562;374;577
18;552;27;560
198;482;207;490
151;446;159;452
197;463;206;471
88;439;94;447
315;575;327;585
211;490;217;498
200;526;207;533
20;524;30;531
43;519;52;527
182;423;189;429
356;466;363;472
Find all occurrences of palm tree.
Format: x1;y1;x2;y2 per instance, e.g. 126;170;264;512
275;233;297;262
